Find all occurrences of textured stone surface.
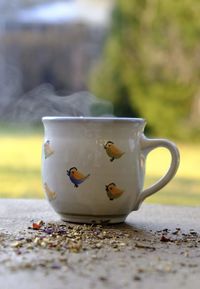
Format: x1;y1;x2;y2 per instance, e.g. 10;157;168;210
1;199;200;289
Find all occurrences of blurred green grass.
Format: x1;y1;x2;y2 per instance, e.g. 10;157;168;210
144;144;200;205
0;123;199;206
0;125;43;198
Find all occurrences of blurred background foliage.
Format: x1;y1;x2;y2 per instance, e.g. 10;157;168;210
0;0;199;140
90;0;200;140
0;0;199;202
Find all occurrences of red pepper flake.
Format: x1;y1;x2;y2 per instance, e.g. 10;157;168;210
160;235;171;242
32;223;41;230
32;220;44;230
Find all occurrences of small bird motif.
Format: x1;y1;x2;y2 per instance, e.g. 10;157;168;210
67;167;90;188
44;182;57;201
104;141;124;162
44;140;54;159
105;183;124;200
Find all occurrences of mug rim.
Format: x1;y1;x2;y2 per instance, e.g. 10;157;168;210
42;116;145;124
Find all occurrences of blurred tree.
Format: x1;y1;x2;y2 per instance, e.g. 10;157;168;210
90;0;200;139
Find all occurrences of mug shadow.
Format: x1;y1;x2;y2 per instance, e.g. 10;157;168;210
103;221;154;240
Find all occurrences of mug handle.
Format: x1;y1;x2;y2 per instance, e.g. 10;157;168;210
134;134;180;210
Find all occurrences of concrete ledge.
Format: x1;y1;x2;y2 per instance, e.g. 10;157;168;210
1;199;200;289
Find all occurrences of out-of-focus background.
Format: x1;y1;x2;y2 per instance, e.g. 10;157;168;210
0;0;199;205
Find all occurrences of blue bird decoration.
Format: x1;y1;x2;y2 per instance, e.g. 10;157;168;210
67;167;90;188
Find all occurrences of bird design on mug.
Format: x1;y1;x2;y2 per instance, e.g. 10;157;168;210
67;167;90;188
105;182;124;200
44;140;54;159
44;182;57;201
104;141;124;162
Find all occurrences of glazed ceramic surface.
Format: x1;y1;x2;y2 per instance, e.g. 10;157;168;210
42;117;180;224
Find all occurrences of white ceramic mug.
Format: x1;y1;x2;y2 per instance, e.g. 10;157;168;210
42;117;180;224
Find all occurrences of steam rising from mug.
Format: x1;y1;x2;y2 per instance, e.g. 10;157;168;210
4;84;114;122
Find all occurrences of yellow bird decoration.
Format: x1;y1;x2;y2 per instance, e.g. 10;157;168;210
44;140;54;159
105;182;124;200
44;182;57;201
104;141;124;162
